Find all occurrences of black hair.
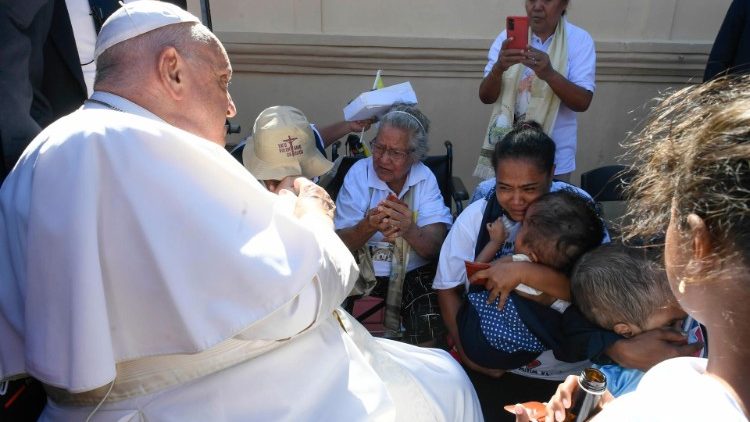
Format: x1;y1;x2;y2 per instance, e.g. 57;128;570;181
491;120;556;174
522;189;604;273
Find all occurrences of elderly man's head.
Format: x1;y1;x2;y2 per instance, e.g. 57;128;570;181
93;1;236;145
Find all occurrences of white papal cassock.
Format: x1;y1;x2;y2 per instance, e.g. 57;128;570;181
0;92;482;421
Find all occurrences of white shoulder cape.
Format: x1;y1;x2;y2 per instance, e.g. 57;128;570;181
0;106;331;392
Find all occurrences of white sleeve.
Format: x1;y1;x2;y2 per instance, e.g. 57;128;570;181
484;31;508;77
432;200;485;290
334;161;369;230
415;170;453;228
566;27;596;92
238;213;358;340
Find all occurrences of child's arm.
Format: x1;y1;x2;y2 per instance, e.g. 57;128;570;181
475;217;507;263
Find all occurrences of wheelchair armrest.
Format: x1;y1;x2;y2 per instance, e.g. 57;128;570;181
451;176;469;215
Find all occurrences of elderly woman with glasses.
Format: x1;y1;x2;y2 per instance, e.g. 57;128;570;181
335;103;452;346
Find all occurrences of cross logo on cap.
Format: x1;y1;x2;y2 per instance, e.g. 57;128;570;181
278;136;303;158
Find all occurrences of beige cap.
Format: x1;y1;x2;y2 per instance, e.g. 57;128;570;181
95;0;201;58
243;106;333;180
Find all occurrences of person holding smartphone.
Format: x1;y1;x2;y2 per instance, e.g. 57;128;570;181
476;0;596;183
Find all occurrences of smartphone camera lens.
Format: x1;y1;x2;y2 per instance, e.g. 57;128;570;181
508;18;515;30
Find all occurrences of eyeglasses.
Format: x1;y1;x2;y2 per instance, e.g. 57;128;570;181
370;141;414;162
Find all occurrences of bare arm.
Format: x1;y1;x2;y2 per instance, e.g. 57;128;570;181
523;46;593;112
316;120;373;149
475;241;502;263
473;261;570;310
437;287;505;378
475;216;506;262
605;328;703;371
437;287;464;351
336;208;387;251
400;222;447;260
478;38;524;104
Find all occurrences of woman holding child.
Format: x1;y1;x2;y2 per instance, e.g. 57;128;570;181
435;121;699;421
435;121;601;417
515;75;750;421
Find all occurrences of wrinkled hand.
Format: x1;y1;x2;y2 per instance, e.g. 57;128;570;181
279;177;336;222
487;216;507;245
472;260;523;310
494;37;526;73
363;207;389;232
349;118;375;133
522;46;554;80
378;194;415;241
605;327;704;371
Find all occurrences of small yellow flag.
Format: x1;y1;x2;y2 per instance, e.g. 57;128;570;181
360;70;385;157
373;70;385;90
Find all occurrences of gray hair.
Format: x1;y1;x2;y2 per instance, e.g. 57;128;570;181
379;103;430;161
95;22;218;88
571;243;675;330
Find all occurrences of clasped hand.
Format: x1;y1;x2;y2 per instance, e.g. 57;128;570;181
365;194;415;241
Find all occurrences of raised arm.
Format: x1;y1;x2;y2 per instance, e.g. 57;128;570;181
316;119;374;149
522;31;596;113
479;37;525;104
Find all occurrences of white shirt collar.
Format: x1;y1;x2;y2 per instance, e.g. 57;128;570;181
365;158;430;197
88;91;166;123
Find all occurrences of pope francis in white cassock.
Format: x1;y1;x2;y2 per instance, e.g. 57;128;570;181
0;1;482;421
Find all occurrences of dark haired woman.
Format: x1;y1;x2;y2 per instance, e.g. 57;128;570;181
515;74;750;422
435;121;698;421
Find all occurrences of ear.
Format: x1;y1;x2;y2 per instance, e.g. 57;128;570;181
685;213;712;261
157;46;185;101
613;322;638;338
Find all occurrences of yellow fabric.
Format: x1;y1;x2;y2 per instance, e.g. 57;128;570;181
354;188;414;334
383;189;414;333
474;19;569;179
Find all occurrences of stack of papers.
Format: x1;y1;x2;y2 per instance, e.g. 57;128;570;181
343;82;418;121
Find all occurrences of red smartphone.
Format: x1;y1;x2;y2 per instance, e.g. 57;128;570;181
465;261;491;285
506;16;529;50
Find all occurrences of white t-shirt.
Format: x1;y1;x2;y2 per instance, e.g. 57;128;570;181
484;20;596;174
595;357;747;421
334;157;453;276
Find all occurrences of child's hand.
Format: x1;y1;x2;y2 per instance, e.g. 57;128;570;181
487;216;507;245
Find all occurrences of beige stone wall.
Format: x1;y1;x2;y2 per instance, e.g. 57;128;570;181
187;0;731;189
